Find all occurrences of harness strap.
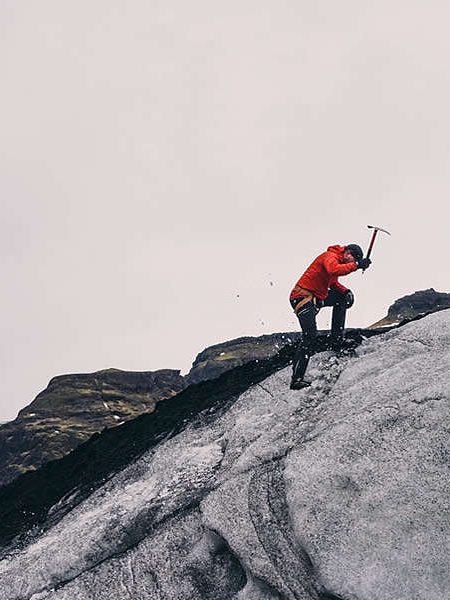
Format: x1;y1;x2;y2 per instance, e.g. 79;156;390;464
291;287;317;314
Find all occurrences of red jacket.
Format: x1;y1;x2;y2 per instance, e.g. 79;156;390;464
290;245;358;301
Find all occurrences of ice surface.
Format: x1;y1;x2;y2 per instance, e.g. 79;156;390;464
1;311;450;599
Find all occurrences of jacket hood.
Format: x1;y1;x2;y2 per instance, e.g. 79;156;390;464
327;245;346;256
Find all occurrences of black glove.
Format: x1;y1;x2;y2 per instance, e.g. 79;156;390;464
357;257;372;270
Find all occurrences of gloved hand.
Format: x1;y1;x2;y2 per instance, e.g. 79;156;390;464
357;257;372;270
344;290;354;308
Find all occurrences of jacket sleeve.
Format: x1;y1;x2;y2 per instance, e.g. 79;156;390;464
323;254;358;277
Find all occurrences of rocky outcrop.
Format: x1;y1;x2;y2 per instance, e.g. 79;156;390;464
0;368;186;487
369;288;450;328
185;332;300;385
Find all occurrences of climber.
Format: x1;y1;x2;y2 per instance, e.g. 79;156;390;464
289;244;371;390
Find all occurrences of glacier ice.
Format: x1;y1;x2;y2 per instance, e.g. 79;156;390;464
1;311;450;599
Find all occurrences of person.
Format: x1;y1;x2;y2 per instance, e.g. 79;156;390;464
289;244;371;390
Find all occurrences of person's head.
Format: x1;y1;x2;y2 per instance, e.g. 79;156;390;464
344;244;363;264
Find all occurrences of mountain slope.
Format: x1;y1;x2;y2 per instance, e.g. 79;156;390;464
0;311;449;599
2;286;446;491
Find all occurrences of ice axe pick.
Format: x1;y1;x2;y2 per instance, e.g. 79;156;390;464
363;225;391;272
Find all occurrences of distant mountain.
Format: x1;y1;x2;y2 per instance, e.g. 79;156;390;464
369;288;450;328
0;368;186;487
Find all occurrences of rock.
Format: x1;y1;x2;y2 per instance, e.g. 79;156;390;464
186;333;300;385
0;368;186;487
369;288;450;328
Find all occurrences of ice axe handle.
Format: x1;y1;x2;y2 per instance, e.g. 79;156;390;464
366;229;378;261
363;225;391;273
362;229;378;274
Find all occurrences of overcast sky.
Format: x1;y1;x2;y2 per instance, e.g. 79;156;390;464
1;1;450;421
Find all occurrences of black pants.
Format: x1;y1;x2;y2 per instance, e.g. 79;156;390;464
290;289;349;383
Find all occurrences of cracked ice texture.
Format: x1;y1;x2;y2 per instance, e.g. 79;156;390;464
1;311;450;599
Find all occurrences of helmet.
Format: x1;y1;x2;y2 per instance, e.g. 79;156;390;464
345;244;363;261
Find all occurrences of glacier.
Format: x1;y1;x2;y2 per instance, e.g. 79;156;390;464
1;310;450;599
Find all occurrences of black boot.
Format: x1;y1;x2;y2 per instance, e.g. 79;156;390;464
290;378;311;390
290;335;315;389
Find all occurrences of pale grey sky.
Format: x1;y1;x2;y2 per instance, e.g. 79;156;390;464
1;1;449;421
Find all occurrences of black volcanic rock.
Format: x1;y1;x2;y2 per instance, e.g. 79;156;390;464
0;368;186;487
369;288;450;328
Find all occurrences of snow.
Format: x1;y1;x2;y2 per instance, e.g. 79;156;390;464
1;311;450;599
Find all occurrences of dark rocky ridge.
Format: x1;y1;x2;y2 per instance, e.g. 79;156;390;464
185;332;299;385
369;288;450;328
0;369;186;487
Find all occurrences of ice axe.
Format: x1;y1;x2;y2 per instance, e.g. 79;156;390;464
363;225;391;272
